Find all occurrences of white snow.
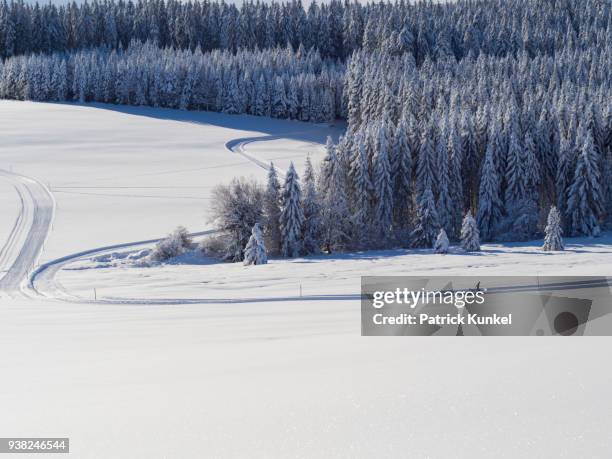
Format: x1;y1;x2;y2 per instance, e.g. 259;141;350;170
1;101;611;458
53;233;612;302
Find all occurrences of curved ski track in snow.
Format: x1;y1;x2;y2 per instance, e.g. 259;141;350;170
225;136;281;174
0;169;55;297
225;131;325;177
28;133;352;304
30;229;359;304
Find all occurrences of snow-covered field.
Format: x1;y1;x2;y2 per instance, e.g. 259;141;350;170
1;101;611;458
53;233;612;303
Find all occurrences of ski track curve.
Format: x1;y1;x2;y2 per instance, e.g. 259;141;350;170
0;184;27;274
0;169;55;297
28;132;340;305
225;131;325;177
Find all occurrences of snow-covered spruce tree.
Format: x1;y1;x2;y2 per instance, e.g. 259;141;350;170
536;103;559;205
415;127;436;198
567;131;604;237
279;162;304;258
411;187;440;248
373;122;393;243
391;115;413;237
460;212;480;252
271;76;287;119
543;207;564;251
243;223;268;266
501;130;537;241
222;71;242;115
555;135;574;233
504;131;525;216
349;132;373;247
263;163;282;255
476;138;503;241
318;136;337;192
520;132;541;237
435;131;453;236
434;229;450;254
301;156;322;255
460;112;479;208
346;54;363;131
321;151;352;253
447;119;464;240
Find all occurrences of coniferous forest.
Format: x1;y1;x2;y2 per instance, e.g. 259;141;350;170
0;0;610;259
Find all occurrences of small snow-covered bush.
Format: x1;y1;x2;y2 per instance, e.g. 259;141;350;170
434;229;450;254
200;234;228;259
148;226;195;263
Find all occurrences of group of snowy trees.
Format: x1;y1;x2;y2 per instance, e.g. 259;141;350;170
338;19;611;243
0;42;343;122
214;155;570;265
210;160;319;262
2;0;606;60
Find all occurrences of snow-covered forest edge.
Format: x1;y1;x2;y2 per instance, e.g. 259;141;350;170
1;0;611;265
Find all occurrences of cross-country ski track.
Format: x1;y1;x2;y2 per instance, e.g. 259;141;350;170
0;169;55;297
0;132;335;304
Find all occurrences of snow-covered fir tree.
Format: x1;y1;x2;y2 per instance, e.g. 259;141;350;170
243;223;268;266
415;128;436;199
460;212;480;252
279;162;305;258
391;115;413;237
301;156;322;255
349;133;373;247
567;131;604;237
542;207;564;251
411;187;440;248
263;163;282;254
504;131;524;217
434;229;450;254
435;131;453;236
318;136;338;192
321;150;352;253
476;138;503;241
372;122;393;242
555;135;574;233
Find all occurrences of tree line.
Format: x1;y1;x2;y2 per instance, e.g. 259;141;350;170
1;0;607;61
0;41;344;122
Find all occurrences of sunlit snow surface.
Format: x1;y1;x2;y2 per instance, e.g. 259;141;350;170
0;101;610;459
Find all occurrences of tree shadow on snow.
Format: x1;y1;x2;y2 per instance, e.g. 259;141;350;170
51;101;346;145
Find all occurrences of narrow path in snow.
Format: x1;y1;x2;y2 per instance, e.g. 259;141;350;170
225;131;325;177
29;228;360;304
225;136;281;174
0;169;55;296
29;230;217;302
0;184;27;276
